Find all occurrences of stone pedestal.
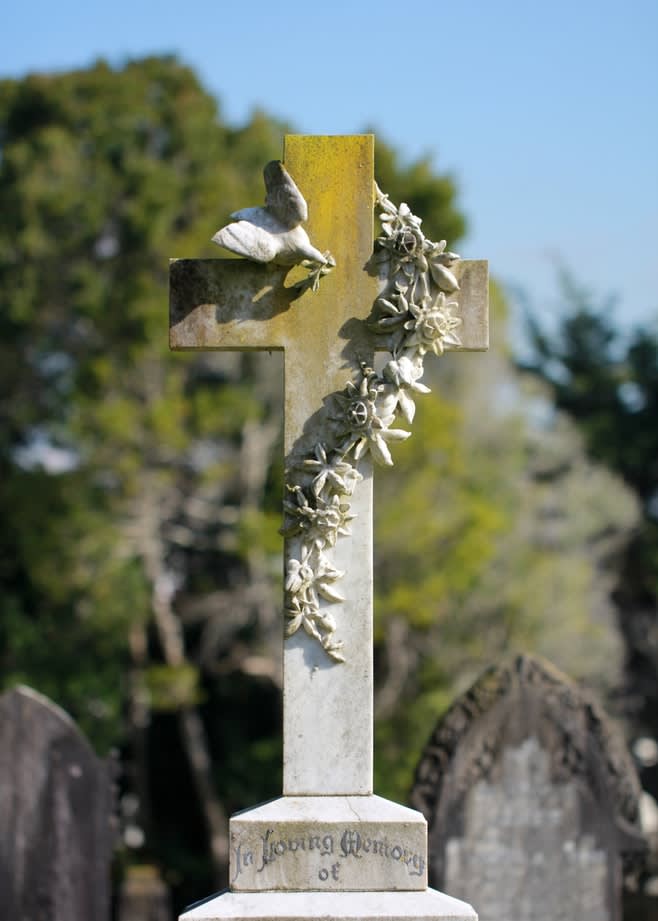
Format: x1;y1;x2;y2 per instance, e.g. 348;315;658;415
181;887;476;920
181;795;477;920
230;796;427;891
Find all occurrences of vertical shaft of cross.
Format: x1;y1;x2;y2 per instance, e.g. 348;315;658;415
280;136;380;795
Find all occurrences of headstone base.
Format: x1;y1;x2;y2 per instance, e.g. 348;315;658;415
180;888;477;920
229;795;427;891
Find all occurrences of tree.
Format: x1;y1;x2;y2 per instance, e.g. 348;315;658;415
0;56;290;894
523;272;658;797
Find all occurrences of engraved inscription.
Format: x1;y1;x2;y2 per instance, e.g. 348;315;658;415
231;825;426;885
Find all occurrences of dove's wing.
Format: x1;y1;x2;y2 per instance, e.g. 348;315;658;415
263;161;308;227
230;206;286;233
212;220;279;263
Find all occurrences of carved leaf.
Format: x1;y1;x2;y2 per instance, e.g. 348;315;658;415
429;260;460;293
397;389;416;424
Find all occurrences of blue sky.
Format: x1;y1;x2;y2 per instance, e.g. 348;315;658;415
3;0;657;339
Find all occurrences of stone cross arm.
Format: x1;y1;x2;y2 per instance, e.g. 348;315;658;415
170;257;487;454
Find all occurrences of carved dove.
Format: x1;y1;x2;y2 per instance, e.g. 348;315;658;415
212;161;330;268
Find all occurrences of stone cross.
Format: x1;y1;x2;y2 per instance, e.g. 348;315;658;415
170;135;487;920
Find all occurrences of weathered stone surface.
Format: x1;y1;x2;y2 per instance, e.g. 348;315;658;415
169;259;488;357
229;796;427;891
445;737;609;919
0;685;115;921
180;887;476;920
411;654;645;921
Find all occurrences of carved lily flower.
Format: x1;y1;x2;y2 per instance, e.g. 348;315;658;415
284;595;345;662
314;553;345;602
301;443;362;497
285;546;315;595
285;547;344;604
403;291;462;356
381;356;431;424
284;594;321;638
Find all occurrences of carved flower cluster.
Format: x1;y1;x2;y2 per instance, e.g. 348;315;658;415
281;187;462;662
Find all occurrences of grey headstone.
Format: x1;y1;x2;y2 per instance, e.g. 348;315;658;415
410;655;645;921
0;685;115;921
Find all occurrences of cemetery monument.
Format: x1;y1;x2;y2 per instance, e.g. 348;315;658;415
169;134;488;920
0;685;115;921
411;654;646;921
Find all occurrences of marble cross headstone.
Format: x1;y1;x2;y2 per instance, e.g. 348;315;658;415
170;135;487;921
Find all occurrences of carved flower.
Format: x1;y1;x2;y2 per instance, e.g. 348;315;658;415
281;485;321;538
386;205;425;260
314;553;345;602
403;291;462;356
313;494;355;547
284;592;345;662
377;202;428;291
331;370;380;435
301;443;362;497
332;368;411;467
380;356;431;424
286;545;345;603
285;547;315;595
375;187;461;297
284;595;318;637
281;485;355;547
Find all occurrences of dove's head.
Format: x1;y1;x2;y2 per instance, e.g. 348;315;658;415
264;160;286;187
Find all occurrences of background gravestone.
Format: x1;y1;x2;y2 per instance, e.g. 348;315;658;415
410;654;646;921
0;685;115;921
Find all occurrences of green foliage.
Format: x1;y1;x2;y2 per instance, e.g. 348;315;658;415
524;272;658;747
145;664;203;711
526;274;658;505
